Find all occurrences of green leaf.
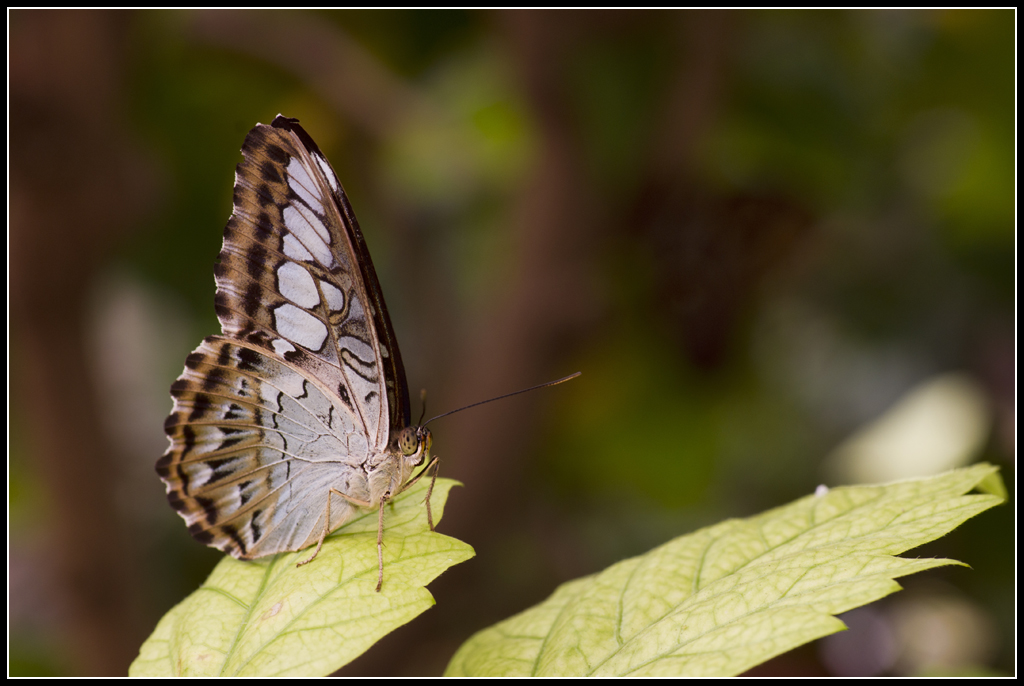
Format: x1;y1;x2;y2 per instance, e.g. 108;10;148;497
131;478;473;677
445;464;1004;677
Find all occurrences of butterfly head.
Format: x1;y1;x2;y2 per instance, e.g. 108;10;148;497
397;425;432;469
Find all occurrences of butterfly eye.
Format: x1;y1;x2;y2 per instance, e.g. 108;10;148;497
399;427;420;456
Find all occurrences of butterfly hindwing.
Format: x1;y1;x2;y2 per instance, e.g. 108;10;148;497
157;337;369;557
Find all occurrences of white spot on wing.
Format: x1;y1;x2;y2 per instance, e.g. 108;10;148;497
294;201;331;244
223;484;242;514
274;303;328;350
339;335;375;367
272;338;296;356
314;154;341;193
282;232;313;261
187;462;213;489
320;280;345;311
282;206;333;266
287;157;321;207
348;293;365;322
282;205;333;270
277;262;319;307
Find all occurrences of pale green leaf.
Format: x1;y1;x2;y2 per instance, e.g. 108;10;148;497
131;478;473;677
445;464;1003;677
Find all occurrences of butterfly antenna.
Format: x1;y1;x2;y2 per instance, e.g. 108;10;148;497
417;388;428;426
423;372;581;427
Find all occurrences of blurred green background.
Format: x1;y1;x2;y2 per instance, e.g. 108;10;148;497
9;9;1014;676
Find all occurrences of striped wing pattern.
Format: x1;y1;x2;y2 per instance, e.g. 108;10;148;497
157;116;416;560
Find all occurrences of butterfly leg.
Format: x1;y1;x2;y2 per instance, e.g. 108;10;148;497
398;456;440;531
373;457;440;591
375;496;386;592
296;487;373;568
423;458;439;532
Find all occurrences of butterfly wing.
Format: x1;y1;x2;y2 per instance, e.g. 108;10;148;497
157;116;410;558
220;116;411;438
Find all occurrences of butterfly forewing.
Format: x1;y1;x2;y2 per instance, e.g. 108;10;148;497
158;116;414;561
217;117;408;442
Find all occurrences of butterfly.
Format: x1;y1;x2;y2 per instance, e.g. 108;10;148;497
157;115;436;592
